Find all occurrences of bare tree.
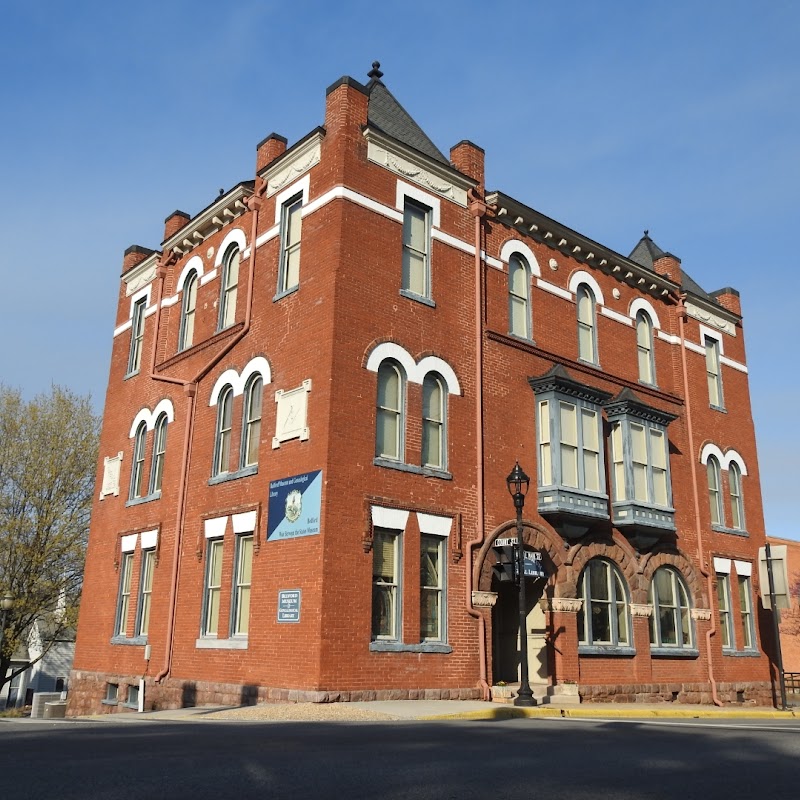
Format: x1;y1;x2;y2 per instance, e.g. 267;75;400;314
0;385;99;697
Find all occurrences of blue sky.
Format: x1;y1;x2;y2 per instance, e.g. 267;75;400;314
1;1;797;537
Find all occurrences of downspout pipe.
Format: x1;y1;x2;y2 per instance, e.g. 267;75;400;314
465;188;490;700
670;291;723;706
153;176;267;684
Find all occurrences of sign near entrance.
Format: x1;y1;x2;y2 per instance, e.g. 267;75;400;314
277;589;301;622
267;470;322;541
492;540;547;581
523;550;546;579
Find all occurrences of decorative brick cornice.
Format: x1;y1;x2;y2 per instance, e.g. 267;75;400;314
630;603;653;618
691;608;712;621
540;597;583;613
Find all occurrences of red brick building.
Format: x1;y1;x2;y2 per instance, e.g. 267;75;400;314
69;64;778;713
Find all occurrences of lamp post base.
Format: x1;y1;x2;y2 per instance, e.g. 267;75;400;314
513;687;537;707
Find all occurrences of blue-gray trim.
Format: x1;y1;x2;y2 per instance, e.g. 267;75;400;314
208;464;258;486
148;413;168;496
110;635;147;646
650;647;700;658
578;559;633;649
125;491;161;507
578;645;636;657
722;649;761;658
369;642;452;654
277;192;303;296
239;375;263;472
375;360;406;463
373;457;452;480
422;373;448;473
217;243;240;332
178;269;198;351
211;385;234;478
273;284;300;303
195;637;249;650
399;288;436;307
126;296;147;376
401;198;433;301
712;524;749;538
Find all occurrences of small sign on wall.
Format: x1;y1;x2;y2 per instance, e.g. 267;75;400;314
267;470;322;541
277;590;301;623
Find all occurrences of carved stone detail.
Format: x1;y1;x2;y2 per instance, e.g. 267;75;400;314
540;597;582;613
691;608;712;621
472;591;498;608
685;301;735;336
100;452;123;499
125;263;157;296
266;140;321;197
273;379;311;448
630;603;653;618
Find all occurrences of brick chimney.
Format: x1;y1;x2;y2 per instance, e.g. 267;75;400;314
122;245;155;274
652;254;683;287
710;287;741;316
450;140;485;188
163;210;190;243
256;132;288;174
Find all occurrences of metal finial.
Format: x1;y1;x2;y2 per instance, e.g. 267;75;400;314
644;229;649;237
368;61;383;80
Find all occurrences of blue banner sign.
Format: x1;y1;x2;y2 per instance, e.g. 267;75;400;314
267;470;322;541
277;590;301;623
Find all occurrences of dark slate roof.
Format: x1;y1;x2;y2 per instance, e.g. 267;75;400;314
628;232;715;304
366;68;448;165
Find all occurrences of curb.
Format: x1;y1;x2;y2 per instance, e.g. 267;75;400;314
420;706;800;721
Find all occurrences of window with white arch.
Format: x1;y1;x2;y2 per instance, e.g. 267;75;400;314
576;284;597;364
179;271;198;351
376;361;405;462
707;455;723;526
729;462;745;531
577;559;631;649
422;373;446;470
508;254;532;339
218;245;240;330
636;311;655;385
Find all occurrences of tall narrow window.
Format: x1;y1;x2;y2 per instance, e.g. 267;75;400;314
738;574;755;650
649;567;693;649
636;311;655;384
376;361;404;461
508;254;531;338
129;422;147;500
127;296;147;375
610;423;625;502
402;200;430;298
729;462;745;530
179;271;198;351
420;535;445;641
707;456;723;526
582;408;601;493
203;539;224;636
560;401;579;488
372;529;400;640
136;549;155;637
576;285;597;363
149;413;168;494
577;559;630;647
233;535;253;636
705;336;723;408
279;194;302;294
538;400;552;486
218;245;240;330
241;376;263;468
116;552;134;637
213;386;234;477
717;572;734;649
422;374;445;470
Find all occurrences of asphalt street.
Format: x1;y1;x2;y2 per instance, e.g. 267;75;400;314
2;715;799;799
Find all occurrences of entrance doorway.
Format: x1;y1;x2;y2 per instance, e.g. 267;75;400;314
492;578;548;685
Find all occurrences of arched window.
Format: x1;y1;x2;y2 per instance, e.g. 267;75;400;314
508;254;531;339
218;246;240;330
179;271;198;351
729;462;745;530
149;413;168;494
577;559;630;647
636;311;655;385
422;373;446;470
213;386;234;476
649;567;693;649
129;422;147;499
241;375;263;468
576;284;597;363
376;361;404;461
707;455;723;526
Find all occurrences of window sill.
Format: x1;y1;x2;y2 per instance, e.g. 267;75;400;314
125;491;161;507
650;647;700;658
577;357;601;369
123;369;141;381
637;379;660;390
208;465;258;485
711;524;748;537
508;332;536;346
369;641;452;654
101;699;119;707
399;289;435;308
122;703;139;710
273;284;299;302
578;645;636;657
110;636;148;646
722;648;761;658
195;637;249;650
373;458;452;480
710;403;727;413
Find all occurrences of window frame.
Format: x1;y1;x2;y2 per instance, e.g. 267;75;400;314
738;573;756;650
278;193;303;296
115;551;134;638
371;528;402;641
202;538;225;638
231;534;254;637
420;534;446;643
127;296;147;376
729;462;746;531
218;245;240;331
149;413;168;496
240;375;263;469
129;422;147;500
649;567;695;652
705;335;724;409
707;455;724;527
375;360;405;463
636;311;656;385
717;572;735;650
401;198;432;301
212;385;234;477
421;373;446;471
178;270;198;351
508;253;532;339
577;558;632;651
135;549;155;638
576;284;598;364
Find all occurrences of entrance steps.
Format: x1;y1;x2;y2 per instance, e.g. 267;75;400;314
491;683;581;706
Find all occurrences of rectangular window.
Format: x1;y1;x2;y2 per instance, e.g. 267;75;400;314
538;401;552;486
233;535;253;636
560;401;578;488
705;337;723;408
650;429;668;506
203;539;224;637
609;417;672;509
372;529;400;640
116;552;134;637
630;423;648;502
127;297;147;375
104;683;119;703
738;574;755;650
611;423;625;502
402;200;430;298
279;194;302;293
581;408;600;492
717;573;734;649
126;684;140;709
420;535;445;642
136;550;155;637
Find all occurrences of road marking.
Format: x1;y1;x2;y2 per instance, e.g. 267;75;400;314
542;717;800;734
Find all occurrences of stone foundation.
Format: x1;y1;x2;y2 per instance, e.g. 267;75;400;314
579;681;774;706
66;670;482;716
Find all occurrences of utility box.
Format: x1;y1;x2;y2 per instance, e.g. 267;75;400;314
43;701;67;719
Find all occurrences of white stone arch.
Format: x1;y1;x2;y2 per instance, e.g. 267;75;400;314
176;255;204;292
417;356;461;396
723;448;748;476
214;228;247;267
128;399;175;438
499;239;542;277
568;270;605;306
629;297;661;329
700;442;725;467
365;342;417;382
209;357;272;406
240;356;272;391
209;369;241;406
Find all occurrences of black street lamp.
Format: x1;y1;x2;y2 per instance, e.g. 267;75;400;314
506;462;535;707
0;593;13;658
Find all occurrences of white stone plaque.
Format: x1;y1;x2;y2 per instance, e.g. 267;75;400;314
273;379;311;448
